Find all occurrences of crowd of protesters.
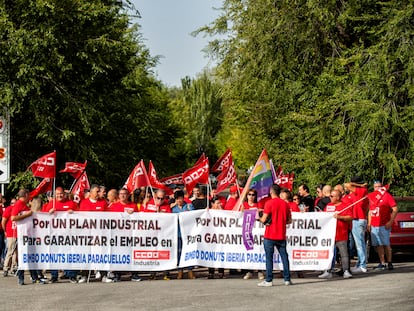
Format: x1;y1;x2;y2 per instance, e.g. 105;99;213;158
0;175;398;286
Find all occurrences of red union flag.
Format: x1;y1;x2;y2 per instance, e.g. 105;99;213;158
211;149;232;172
215;156;236;194
71;171;90;203
28;151;56;179
29;178;52;199
183;157;209;195
148;161;173;195
160;173;183;185
192;153;206;167
59;161;87;179
124;160;150;193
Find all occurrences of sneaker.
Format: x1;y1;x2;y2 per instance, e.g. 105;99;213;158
107;272;115;279
243;272;252;280
284;280;293;286
388;262;394;270
343;270;353;279
257;280;273;287
95;271;101;280
163;275;170;281
103;277;114;283
318;271;332;279
131;275;142;282
258;272;265;280
350;266;367;274
18;280;24;286
374;264;386;271
78;276;87;283
69;277;78;284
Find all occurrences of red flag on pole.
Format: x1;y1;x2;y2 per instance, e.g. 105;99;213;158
59;161;87;179
194;153;206;166
71;171;90;203
28;151;56;178
160;173;183;185
211;148;232;173
148;161;173;195
123;160;151;193
29;178;53;199
215;156;236;194
182;157;210;195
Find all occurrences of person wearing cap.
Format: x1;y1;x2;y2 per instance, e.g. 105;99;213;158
224;185;240;210
367;181;398;271
345;176;369;274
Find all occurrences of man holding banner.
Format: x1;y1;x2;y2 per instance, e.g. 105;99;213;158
258;184;292;287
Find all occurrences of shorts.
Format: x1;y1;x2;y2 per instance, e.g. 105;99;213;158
370;226;390;246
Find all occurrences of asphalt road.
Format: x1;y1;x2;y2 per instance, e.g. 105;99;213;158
1;251;413;311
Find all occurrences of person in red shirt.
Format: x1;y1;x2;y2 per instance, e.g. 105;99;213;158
42;187;78;213
2;198;17;276
0;193;5;266
106;188;139;282
241;189;265;281
345;176;369;274
109;188;137;214
258;184;292;287
319;190;353;279
79;184;108;212
367;181;398;270
11;189;36;285
141;189;171;213
224;185;239;210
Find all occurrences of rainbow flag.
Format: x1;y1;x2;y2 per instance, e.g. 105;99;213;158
249;149;274;201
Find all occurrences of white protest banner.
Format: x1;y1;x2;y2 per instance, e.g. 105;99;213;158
286;212;337;270
179;210;336;271
17;212;177;271
179;209;268;270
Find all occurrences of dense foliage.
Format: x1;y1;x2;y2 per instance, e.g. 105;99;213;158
1;0;179;191
200;0;414;195
2;0;413;196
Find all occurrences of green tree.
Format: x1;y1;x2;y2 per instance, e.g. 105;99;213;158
199;0;414;194
168;71;223;167
0;0;176;190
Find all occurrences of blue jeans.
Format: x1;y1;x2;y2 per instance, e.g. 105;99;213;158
352;219;367;269
263;238;290;282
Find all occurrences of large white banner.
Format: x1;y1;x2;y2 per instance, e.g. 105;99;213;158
17;210;337;271
17;212;178;271
179;210;337;271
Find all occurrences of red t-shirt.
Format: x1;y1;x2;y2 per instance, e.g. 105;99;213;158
2;205;13;238
42;199;78;212
142;198;171;213
79;198;108;212
243;201;259;210
110;201;138;213
351;186;369;219
224;197;238;210
368;191;396;227
11;199;31;238
0;205;3;232
288;201;300;212
326;202;351;241
263;197;291;240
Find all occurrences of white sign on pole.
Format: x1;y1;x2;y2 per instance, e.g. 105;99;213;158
0;111;10;184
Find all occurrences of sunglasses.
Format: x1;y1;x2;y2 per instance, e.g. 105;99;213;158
247;193;256;196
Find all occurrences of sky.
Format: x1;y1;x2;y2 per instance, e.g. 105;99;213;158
131;0;223;87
